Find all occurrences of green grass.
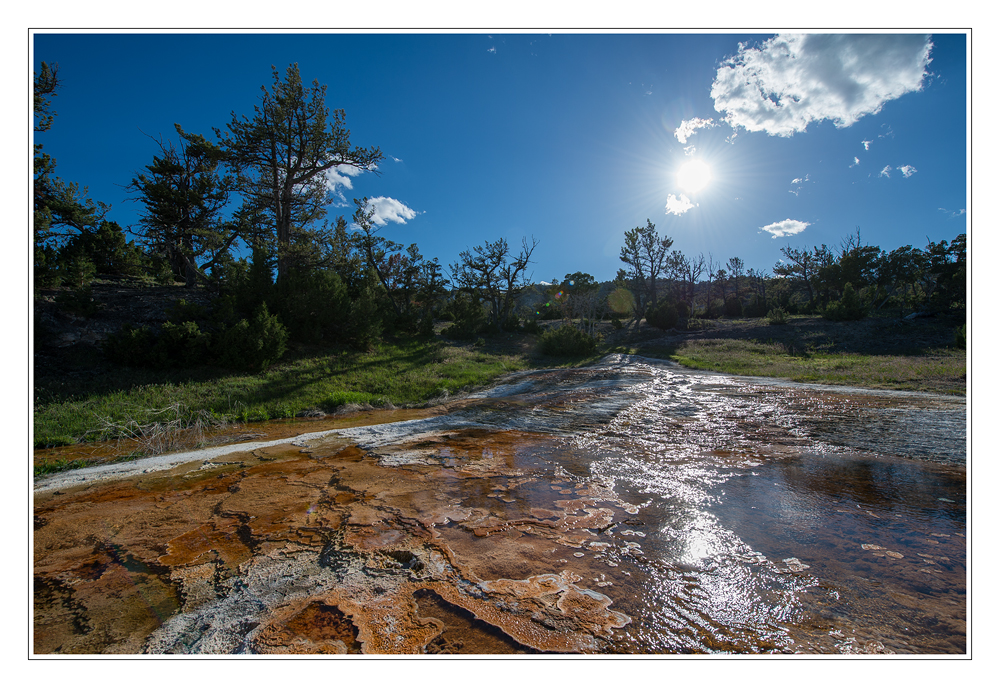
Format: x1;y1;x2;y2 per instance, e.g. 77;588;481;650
34;339;531;447
664;338;965;393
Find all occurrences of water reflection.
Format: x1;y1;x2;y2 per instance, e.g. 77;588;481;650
33;355;966;654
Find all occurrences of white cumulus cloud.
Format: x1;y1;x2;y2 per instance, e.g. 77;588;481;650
862;140;873;151
711;34;932;137
665;194;696;215
761;219;810;238
366;196;418;226
879;165;892;178
674;117;716;143
898;164;917;177
324;163;375;205
850;156;860;167
325;163;366;192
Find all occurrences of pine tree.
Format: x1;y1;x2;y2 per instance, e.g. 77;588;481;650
217;64;383;284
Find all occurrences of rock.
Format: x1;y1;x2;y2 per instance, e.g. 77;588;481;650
782;557;810;572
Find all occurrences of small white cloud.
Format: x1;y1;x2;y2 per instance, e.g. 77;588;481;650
390;155;403;163
487;46;496;54
711;34;932;137
898;164;917;177
862;140;873;151
665;194;696;215
879;165;892;178
761;218;810;238
674;117;716;144
850;156;860;167
366;196;418;226
938;207;966;219
683;145;697;156
789;174;811;195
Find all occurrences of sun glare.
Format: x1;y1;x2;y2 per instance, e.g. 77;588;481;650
677;159;712;193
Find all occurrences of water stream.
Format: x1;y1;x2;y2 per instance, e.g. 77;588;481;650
33;355;966;654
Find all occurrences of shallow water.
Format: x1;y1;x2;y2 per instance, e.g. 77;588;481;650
33;355;966;654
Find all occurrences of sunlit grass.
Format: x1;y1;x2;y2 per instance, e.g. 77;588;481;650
34;340;532;447
667;339;965;394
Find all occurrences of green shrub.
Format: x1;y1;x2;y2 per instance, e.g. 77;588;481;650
823;283;868;322
766;307;788;325
955;324;966;349
675;301;690;319
538;324;596;356
216;304;288;371
103;323;157;367
60;254;97;288
706;299;724;319
724;295;743;318
522;319;542;335
154;320;211;368
34;245;62;288
165;299;209;324
272;268;350;344
345;280;385;351
502;312;521;332
646;301;679;330
443;293;487;340
62;221;148;278
745;295;769;318
54;286;100;317
611;316;623;330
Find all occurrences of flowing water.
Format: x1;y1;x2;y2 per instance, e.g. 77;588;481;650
33;355;966;654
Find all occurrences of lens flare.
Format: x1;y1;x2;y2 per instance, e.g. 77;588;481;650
677;159;712;193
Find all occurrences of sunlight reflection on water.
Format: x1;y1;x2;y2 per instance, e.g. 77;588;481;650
34;354;967;655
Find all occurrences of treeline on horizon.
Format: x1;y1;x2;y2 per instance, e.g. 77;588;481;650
34;62;967;370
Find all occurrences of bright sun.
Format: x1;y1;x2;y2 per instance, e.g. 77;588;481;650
677;159;712;193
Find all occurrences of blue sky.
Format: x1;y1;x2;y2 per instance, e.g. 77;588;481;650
31;32;968;284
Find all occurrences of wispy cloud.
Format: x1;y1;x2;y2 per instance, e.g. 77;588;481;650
674;117;716;144
665;194;696;215
938;207;966;219
789;173;811;195
862;140;873;151
850;156;860;168
366;196;419;226
898;164;917;178
711;34;932;137
761;218;810;238
324;163;370;205
879;165;893;178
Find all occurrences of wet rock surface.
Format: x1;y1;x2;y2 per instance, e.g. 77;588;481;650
33;355;966;654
